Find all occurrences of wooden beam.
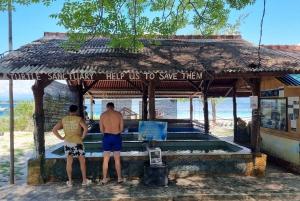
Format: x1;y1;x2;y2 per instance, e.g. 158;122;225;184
43;80;53;88
126;79;143;93
204;79;213;96
85;91;93;98
225;87;233;97
187;80;202;92
210;71;288;79
82;80;98;94
209;85;233;88
242;78;253;89
198;80;204;88
88;88;199;92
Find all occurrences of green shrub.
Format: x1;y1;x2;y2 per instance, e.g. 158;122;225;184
0;117;10;132
0;100;35;132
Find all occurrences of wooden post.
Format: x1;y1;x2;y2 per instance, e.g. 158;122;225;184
90;97;94;120
190;96;193;126
203;94;209;134
251;77;261;153
203;80;209;134
32;80;46;158
148;80;155;121
142;83;148;120
77;80;84;118
31;80;47;184
233;86;237;142
8;2;14;185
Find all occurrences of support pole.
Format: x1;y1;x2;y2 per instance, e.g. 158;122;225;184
32;80;46;158
148;80;155;121
142;83;148;120
9;79;14;185
203;94;209;134
189;96;193;126
8;2;14;185
77;80;84;118
203;80;209;134
90;97;94;120
31;80;46;183
232;86;237;142
251;77;261;153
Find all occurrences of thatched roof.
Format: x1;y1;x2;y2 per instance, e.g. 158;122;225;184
0;32;299;76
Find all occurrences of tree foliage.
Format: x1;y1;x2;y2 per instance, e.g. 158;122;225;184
220;12;250;35
1;0;256;51
1;100;35;131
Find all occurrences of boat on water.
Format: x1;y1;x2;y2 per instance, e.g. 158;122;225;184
0;106;7;111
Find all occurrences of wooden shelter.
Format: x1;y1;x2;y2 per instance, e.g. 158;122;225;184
255;45;300;172
1;32;300;160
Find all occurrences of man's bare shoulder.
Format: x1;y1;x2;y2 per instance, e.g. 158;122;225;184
100;112;108;118
116;111;123;116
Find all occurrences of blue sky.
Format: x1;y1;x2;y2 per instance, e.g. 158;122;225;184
0;0;299;100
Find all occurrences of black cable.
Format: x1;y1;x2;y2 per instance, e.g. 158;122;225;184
258;0;266;67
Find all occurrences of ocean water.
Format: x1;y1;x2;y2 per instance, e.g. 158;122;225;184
0;103;14;116
0;98;252;120
83;98;252;120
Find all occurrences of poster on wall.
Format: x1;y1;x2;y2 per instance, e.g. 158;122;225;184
291;120;297;132
260;98;287;131
288;97;299;120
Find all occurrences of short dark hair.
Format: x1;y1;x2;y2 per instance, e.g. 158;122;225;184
106;102;114;108
69;105;78;112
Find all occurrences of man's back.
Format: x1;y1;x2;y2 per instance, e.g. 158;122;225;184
100;110;123;134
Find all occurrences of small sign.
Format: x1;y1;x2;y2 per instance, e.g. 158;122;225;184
138;121;167;141
250;96;258;109
148;147;162;166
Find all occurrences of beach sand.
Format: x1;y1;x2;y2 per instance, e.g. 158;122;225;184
0;131;62;188
0;132;35;188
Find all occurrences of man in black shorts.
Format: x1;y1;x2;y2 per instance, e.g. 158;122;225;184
52;105;91;186
99;102;124;185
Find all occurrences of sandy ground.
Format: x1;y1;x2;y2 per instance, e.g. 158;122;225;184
0;131;35;187
0;131;62;188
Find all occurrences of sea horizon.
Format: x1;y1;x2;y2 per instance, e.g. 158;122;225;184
0;98;252;121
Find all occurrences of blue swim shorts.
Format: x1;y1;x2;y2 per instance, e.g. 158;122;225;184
102;133;122;151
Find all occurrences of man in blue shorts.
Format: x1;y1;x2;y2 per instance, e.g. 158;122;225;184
99;102;124;185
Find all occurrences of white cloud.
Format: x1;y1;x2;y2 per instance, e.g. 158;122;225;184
0;80;66;100
0;80;35;100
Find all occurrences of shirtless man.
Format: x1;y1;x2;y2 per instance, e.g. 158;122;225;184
99;102;124;185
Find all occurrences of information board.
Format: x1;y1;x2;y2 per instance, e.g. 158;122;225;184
138;121;167;141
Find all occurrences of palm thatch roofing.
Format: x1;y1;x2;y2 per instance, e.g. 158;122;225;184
0;32;300;98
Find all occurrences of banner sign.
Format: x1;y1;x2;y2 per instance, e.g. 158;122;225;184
0;72;202;81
